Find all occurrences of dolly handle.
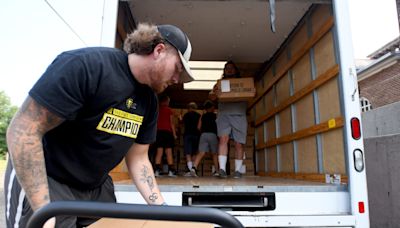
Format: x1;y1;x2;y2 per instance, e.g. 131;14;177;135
26;201;244;228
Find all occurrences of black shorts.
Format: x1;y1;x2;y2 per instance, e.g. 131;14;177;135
4;159;116;228
184;134;199;155
155;130;175;148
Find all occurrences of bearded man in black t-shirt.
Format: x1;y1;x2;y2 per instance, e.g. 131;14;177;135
5;23;194;228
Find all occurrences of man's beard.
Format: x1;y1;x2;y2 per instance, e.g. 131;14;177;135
148;67;167;94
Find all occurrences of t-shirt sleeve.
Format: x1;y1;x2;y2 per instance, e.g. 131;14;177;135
29;52;97;120
135;91;158;144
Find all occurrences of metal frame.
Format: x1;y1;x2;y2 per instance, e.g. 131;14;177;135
26;201;244;228
332;0;370;227
99;0;118;47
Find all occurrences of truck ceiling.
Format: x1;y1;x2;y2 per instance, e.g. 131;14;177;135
122;1;331;108
127;0;320;63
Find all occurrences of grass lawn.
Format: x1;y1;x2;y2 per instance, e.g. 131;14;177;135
0;159;7;172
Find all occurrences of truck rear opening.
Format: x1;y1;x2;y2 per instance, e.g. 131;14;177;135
111;1;369;227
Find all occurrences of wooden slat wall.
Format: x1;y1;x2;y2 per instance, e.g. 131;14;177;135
252;4;346;181
267;147;277;172
297;136;318;173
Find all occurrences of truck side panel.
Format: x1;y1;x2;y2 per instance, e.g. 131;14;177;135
333;0;370;227
251;4;346;180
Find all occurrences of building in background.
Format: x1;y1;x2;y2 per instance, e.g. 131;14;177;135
357;0;400;112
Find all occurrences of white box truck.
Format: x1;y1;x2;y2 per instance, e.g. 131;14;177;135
108;1;369;227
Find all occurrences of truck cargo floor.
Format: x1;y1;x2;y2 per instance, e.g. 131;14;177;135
114;176;347;192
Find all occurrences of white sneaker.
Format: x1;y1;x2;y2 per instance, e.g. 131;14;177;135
212;171;220;177
190;168;198;177
155;170;160;177
168;171;177;177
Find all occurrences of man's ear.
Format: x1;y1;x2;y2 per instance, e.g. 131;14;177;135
152;43;166;59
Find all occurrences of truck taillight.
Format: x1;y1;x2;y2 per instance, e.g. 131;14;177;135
353;149;364;172
351;117;361;140
358;201;365;213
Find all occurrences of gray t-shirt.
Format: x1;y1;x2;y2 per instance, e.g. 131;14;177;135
218;101;247;115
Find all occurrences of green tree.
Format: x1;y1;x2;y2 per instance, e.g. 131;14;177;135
0;91;18;159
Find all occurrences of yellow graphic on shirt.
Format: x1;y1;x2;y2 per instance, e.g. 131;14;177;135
97;108;143;138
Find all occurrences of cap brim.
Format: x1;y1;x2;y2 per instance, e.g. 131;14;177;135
178;51;194;83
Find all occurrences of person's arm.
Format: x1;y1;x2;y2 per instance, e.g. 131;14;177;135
6;97;64;219
170;112;177;139
125;143;165;205
197;114;202;131
209;83;219;101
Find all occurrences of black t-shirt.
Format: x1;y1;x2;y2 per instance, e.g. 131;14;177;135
183;111;200;136
29;47;158;189
200;112;217;134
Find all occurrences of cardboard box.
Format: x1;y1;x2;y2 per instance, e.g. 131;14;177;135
89;218;213;228
216;78;256;102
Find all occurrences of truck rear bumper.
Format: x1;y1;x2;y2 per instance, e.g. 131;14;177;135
115;188;352;227
232;215;355;227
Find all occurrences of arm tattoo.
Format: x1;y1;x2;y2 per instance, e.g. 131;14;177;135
140;165;154;190
148;193;158;203
139;165;160;203
7;97;64;209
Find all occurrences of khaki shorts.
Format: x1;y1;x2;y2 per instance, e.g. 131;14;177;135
198;132;218;153
216;114;247;144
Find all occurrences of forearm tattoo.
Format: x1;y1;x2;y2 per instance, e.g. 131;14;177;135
140;165;155;190
149;193;158;202
140;165;159;202
7;98;63;209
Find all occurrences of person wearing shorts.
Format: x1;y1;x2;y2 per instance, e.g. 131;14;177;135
212;61;247;179
191;100;219;177
154;94;177;177
182;102;201;175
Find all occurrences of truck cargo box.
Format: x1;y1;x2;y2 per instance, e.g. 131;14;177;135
110;1;369;227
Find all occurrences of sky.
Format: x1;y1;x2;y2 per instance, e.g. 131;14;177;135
0;0;111;107
0;0;399;107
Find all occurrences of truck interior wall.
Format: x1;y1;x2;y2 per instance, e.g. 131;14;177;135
314;33;345;173
292;53;319;173
297;136;318;173
251;4;346;181
267;147;277;172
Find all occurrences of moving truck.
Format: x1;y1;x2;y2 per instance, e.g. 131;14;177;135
109;1;369;227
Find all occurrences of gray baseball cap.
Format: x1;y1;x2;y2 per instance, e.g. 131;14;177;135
157;24;194;83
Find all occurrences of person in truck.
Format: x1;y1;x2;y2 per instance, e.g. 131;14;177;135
181;101;201;176
211;61;247;179
154;94;178;177
190;100;219;177
5;23;193;228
